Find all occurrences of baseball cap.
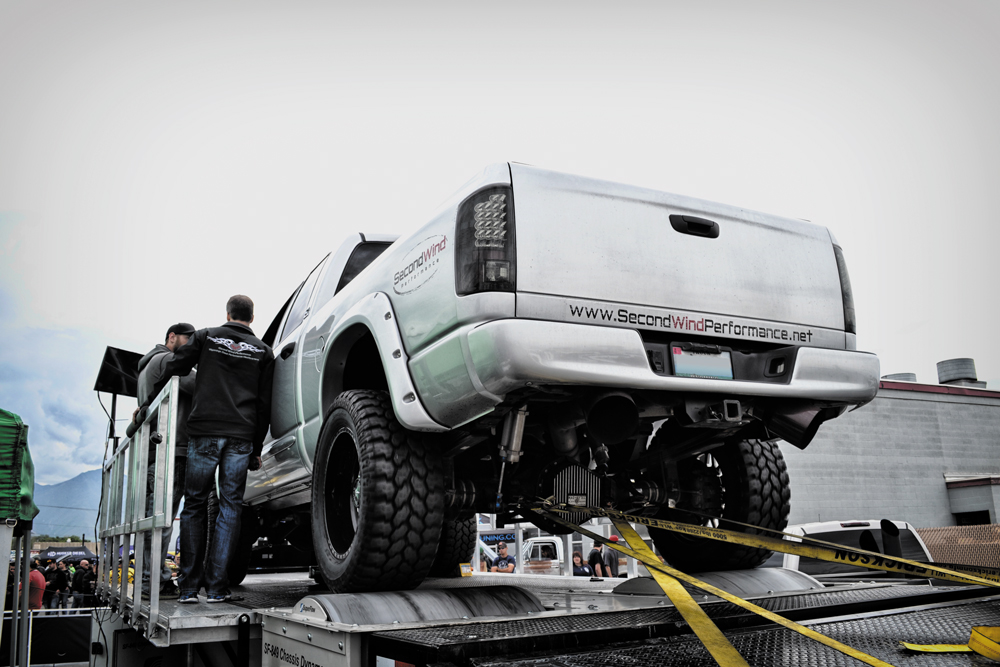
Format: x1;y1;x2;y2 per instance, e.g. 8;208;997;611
166;322;196;338
609;535;619;542
497;541;507;548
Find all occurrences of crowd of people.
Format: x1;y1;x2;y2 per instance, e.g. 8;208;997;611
482;536;630;578
6;557;98;612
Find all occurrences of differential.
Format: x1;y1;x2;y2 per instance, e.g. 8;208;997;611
552;464;602;525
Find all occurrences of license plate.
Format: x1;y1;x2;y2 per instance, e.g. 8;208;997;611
671;345;734;380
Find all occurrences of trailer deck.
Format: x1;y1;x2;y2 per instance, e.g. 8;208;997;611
91;567;1000;667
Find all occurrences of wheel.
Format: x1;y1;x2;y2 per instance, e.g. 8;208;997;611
650;438;790;572
311;389;444;592
227;505;259;586
429;516;478;577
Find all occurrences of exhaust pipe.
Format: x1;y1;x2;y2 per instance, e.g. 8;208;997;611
547;405;583;457
765;405;843;449
586;392;639;445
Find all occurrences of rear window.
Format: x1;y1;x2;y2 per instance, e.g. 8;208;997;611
336;243;391;294
796;528;927;575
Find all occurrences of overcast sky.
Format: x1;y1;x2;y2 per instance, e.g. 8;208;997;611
2;1;998;485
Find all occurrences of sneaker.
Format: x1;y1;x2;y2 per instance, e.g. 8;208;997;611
177;593;199;604
205;591;231;603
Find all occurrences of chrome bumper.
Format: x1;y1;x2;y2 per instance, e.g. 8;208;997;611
466;319;880;403
408;318;879;428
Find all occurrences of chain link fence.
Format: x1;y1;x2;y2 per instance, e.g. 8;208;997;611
917;524;1000;567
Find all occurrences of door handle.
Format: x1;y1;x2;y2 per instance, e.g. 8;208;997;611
281;343;296;360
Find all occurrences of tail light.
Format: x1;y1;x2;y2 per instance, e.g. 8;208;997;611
832;245;856;334
455;186;516;295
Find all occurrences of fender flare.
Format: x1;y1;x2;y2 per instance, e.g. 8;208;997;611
324;292;448;432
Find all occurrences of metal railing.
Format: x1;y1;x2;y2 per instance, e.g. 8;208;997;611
97;376;179;641
916;524;1000;568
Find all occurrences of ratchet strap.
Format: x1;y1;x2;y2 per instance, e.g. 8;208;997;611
533;507;897;667
540;504;1000;588
900;626;1000;660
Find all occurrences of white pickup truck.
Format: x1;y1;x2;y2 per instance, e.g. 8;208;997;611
233;163;880;593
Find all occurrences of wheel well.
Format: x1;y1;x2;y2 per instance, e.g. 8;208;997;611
321;324;389;417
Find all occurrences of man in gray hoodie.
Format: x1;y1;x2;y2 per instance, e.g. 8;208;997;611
136;323;198;598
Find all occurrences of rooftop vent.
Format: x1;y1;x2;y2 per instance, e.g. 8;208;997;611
882;373;917;382
937;358;987;388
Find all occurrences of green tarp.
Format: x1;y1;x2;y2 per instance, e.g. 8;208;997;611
0;408;39;523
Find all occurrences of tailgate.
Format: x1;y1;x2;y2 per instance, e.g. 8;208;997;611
510;164;846;337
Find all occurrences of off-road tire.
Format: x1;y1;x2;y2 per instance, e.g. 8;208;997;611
429;516;478;577
227;504;259;587
650;438;790;572
311;389;444;592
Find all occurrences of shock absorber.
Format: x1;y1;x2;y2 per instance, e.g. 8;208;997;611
496;406;529;510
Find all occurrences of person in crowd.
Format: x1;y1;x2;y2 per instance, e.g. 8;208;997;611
42;560;57;608
588;542;605;578
71;559;96;607
48;561;70;611
572;551;593;576
135;321;201;599
490;542;516;573
603;535;622;578
25;560;46;610
154;296;274;604
5;562;14;610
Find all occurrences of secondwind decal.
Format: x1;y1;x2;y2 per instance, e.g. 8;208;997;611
393;234;447;295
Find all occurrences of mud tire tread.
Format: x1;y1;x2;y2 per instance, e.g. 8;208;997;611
311;390;444;592
429;516;478;577
651;438;790;572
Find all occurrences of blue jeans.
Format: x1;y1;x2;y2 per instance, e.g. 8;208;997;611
179;436;252;596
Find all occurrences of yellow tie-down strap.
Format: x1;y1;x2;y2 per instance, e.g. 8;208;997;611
542;504;1000;588
530;504;1000;667
901;626;1000;660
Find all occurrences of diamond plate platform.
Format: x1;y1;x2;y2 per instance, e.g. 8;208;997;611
369;584;995;664
470;598;1000;667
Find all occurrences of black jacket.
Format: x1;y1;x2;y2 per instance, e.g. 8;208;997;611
155;322;274;455
71;567;95;594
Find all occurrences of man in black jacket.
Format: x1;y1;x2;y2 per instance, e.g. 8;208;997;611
71;560;96;608
154;295;274;603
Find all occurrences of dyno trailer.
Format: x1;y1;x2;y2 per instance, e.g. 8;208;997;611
92;376;1000;667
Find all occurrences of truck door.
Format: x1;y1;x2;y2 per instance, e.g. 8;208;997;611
266;256;328;487
298;240;393;467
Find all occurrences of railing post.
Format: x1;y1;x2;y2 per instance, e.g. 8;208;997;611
98;376;179;638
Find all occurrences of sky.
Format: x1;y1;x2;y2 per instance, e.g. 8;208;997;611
1;1;998;485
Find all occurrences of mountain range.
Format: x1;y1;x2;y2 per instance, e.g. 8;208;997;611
32;468;103;539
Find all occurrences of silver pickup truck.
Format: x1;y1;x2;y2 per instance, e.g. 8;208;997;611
233;163;880;593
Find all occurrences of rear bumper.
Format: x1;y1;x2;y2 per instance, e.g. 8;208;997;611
408;319;878;428
468;319;879;402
